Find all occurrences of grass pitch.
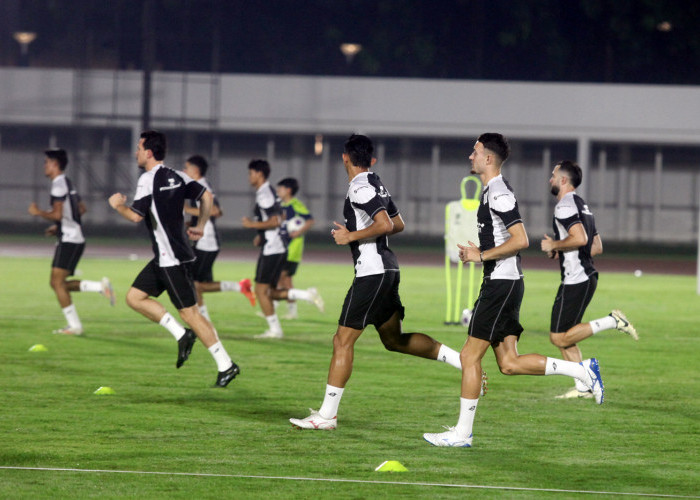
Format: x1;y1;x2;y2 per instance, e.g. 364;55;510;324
0;254;698;499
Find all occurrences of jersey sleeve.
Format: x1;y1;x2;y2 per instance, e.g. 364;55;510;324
291;199;313;220
490;190;522;228
130;172;152;216
178;171;206;201
554;202;581;232
350;184;386;219
50;178;67;202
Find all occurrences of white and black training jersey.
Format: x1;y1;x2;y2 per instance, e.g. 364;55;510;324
553;191;598;284
130;164;206;267
477;174;523;280
343;171;399;277
254;181;286;256
188;176;220;252
50;174;85;244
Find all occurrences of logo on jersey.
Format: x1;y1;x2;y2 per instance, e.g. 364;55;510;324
378;185;389;198
160;178;182;191
582;204;593;215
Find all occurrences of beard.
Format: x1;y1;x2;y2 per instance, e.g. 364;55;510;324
550;185;559;196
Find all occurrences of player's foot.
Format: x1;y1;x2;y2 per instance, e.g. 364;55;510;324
239;278;256;307
282;312;298;320
555;387;595;399
610;310;638;340
255;330;283;339
52;326;83;336
255;311;266;319
101;277;116;306
580;358;604;405
480;369;488;397
289;409;337;430
423;427;472;447
214;362;240;388
307;287;324;313
176;329;197;368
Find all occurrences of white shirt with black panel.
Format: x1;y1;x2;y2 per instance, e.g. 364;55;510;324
51;174;85;244
553;191;598;284
477;174;523;280
130;164;206;267
343;171;399;277
189;176;220;252
254;181;286;256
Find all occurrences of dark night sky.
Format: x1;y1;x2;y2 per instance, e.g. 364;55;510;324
2;0;700;84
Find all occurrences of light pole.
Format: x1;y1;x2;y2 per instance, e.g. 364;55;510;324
13;31;37;67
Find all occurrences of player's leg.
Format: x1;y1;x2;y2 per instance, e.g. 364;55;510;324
277;268;298;318
270;262;324;314
289;324;363;430
254;254;287;338
423;336;490;447
50;242;86;334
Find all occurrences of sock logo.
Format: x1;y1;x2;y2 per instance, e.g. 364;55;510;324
441;355;446;362
552;361;557;371
468;405;476;411
328;392;337;397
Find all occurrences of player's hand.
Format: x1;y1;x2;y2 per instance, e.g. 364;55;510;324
457;241;480;263
253;234;262;247
547;250;556;259
28;202;41;216
44;224;58;237
108;193;127;209
187;226;203;241
331;221;351;245
540;234;555;253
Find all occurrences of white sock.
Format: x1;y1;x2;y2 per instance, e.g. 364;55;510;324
318;384;344;419
199;305;211;322
437;344;462;370
545;357;585;382
287;288;311;301
286;301;298;315
455;398;479;437
79;280;102;293
159;312;186;341
265;314;283;335
220;281;241;292
208;341;233;372
273;300;279;310
590;315;617;334
62;304;82;330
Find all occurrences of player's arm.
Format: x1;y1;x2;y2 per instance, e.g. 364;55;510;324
108;193;144;223
389;213;404;235
28;200;63;222
187;190;212;241
590;234;603;256
541;223;587;253
458;222;529;263
183;194;222;218
332;209;393;245
242;213;280;230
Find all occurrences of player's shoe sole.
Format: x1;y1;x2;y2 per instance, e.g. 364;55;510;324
555;387;595;399
255;330;283;339
52;326;83;335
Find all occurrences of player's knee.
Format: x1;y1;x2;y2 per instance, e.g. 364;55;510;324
549;333;569;348
498;360;517;376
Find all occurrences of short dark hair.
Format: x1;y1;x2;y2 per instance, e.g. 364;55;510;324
344;133;374;168
45;149;68;171
248;159;271;179
186;155;209;176
277;177;299;196
478;133;510;164
140;130;167;161
557;160;582;188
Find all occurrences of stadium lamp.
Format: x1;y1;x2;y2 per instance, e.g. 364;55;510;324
13;31;37;54
314;134;324;156
340;43;362;64
656;21;672;32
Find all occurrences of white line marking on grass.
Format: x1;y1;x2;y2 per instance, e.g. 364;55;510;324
0;466;697;498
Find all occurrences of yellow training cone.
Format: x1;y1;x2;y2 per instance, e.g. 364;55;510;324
375;460;408;472
28;344;48;352
94;386;116;395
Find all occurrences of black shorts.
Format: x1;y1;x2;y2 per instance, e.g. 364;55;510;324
255;252;287;286
550;274;598;333
191;249;219;282
339;271;405;330
132;259;197;310
282;260;299;277
469;278;524;346
52;242;85;275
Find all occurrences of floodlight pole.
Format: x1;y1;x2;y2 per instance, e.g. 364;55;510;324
141;0;155;131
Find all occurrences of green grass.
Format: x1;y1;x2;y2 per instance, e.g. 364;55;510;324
0;255;698;499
